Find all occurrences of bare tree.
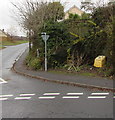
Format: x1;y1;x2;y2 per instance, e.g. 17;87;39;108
7;26;17;36
12;0;64;54
11;0;48;51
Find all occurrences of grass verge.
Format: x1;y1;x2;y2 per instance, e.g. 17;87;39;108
2;40;28;46
0;40;28;49
48;70;96;77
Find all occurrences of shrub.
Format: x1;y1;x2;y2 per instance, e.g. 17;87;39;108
25;54;33;67
25;53;42;70
29;58;41;70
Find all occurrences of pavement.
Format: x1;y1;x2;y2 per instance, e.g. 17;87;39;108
12;49;115;92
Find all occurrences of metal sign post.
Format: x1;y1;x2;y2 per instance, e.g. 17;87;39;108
41;32;49;71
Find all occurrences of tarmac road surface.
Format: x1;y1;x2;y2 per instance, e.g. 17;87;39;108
0;43;114;118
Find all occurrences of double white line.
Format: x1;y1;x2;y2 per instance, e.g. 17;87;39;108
0;94;13;101
0;92;114;100
62;93;83;99
15;93;35;100
39;93;60;99
88;93;109;99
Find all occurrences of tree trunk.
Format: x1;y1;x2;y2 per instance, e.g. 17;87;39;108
29;38;31;52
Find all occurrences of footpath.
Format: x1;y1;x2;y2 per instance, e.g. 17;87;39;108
12;50;115;92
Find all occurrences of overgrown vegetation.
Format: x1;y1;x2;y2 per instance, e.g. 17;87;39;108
13;0;115;78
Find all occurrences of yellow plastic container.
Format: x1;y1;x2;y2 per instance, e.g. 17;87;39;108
94;56;106;68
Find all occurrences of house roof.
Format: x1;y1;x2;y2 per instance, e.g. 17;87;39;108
65;5;83;13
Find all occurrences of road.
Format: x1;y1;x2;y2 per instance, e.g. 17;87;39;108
0;43;114;118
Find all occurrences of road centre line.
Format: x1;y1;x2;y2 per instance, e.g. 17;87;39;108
91;93;109;95
67;93;83;95
39;96;55;99
88;96;106;99
19;94;35;96
63;96;80;99
15;97;31;100
43;93;60;95
0;94;13;97
0;98;8;101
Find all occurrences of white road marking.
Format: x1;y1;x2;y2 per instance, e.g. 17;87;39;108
62;96;80;99
91;93;109;95
67;93;83;95
0;78;6;82
0;78;7;84
19;93;35;96
88;96;106;99
0;98;8;101
39;96;55;99
43;93;60;95
0;92;113;100
0;94;13;97
15;97;31;100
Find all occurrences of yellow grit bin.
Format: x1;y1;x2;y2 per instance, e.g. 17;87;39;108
94;56;106;68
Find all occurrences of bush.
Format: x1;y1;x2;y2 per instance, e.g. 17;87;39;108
29;58;41;70
25;53;42;70
97;67;113;77
25;54;32;67
104;68;113;77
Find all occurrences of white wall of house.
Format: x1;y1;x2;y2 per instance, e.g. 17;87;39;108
0;30;7;37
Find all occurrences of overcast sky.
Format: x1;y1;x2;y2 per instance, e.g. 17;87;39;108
0;0;109;36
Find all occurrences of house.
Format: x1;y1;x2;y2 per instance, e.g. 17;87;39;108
64;5;84;19
0;29;8;41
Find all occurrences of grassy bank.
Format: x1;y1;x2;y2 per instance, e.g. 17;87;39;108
0;40;28;49
47;65;113;79
2;40;28;46
48;70;96;77
25;53;113;78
